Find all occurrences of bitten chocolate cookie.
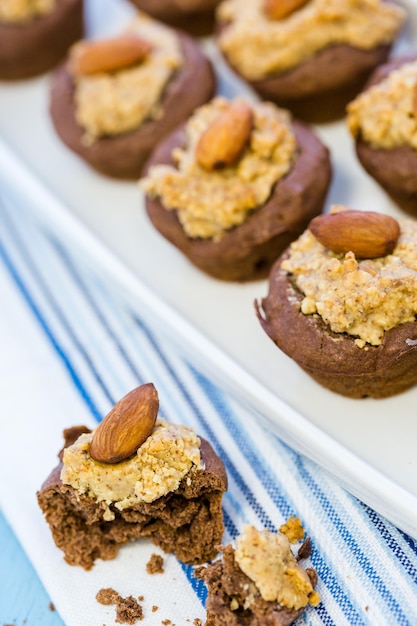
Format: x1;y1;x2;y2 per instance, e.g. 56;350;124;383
0;0;83;80
49;13;215;179
216;0;406;123
37;384;227;569
195;525;320;625
141;97;331;281
256;207;417;398
347;54;417;214
126;0;221;36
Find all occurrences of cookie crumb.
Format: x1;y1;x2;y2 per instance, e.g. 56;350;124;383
49;602;55;611
193;619;203;625
297;536;312;561
152;605;159;612
279;516;305;543
96;588;121;605
147;553;164;574
96;588;143;624
116;596;143;624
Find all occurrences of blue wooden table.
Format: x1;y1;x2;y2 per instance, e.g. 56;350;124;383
0;509;64;626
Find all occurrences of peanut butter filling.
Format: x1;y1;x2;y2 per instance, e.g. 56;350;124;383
0;0;56;24
347;60;417;150
61;418;203;521
217;0;406;80
72;14;183;144
282;211;417;347
235;525;319;611
141;97;297;241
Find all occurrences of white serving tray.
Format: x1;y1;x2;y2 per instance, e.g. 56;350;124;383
1;0;416;538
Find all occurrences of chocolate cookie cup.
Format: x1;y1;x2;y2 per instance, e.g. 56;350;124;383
216;0;406;123
256;208;417;398
347;54;417;215
0;0;83;80
37;384;227;569
50;17;215;179
141;98;331;282
195;525;320;625
126;0;221;36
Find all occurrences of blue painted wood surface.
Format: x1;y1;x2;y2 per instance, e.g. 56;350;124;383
0;508;64;626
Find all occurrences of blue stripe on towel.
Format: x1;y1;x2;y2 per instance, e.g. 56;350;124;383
48;236;146;388
363;506;417;576
292;454;408;624
0;209;112;414
0;238;102;422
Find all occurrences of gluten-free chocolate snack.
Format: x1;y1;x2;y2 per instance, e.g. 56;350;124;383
37;384;227;569
256;207;417;398
126;0;221;36
347;54;417;214
195;525;320;625
0;0;83;80
49;13;215;179
216;0;406;123
141;97;331;281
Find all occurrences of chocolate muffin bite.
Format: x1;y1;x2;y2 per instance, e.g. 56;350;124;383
37;384;227;569
256;206;417;399
215;0;406;123
126;0;221;36
195;524;320;625
0;0;83;80
347;54;417;214
141;96;331;281
49;12;215;179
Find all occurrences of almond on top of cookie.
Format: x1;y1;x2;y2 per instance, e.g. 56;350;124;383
49;12;215;179
37;383;227;569
141;96;331;281
256;205;417;398
215;0;406;122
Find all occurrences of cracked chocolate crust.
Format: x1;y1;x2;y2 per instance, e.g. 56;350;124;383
144;120;331;282
354;54;417;215
49;32;215;179
37;426;227;569
255;253;417;398
0;0;83;80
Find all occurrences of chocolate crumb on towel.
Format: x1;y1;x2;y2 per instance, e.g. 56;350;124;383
96;588;143;624
147;553;165;574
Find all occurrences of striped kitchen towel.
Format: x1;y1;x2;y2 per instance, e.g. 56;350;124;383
0;188;417;626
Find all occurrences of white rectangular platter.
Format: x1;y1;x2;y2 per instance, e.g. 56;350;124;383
0;0;416;538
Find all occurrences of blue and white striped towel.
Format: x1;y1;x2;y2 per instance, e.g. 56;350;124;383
0;187;417;626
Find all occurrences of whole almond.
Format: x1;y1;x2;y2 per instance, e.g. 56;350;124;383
309;210;400;258
195;101;253;171
90;383;159;464
264;0;310;20
69;34;152;77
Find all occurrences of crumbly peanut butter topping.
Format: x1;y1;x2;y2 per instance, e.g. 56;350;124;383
282;210;417;347
61;418;203;520
73;14;183;144
279;516;305;543
217;0;406;80
141;97;296;241
235;525;319;611
347;60;417;149
0;0;56;23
